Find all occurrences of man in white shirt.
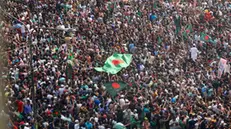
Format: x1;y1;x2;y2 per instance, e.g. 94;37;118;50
98;124;105;129
74;120;80;129
119;95;125;108
190;44;199;62
21;24;26;39
24;123;31;129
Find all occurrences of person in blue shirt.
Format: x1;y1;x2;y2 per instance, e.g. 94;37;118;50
24;100;32;115
85;120;93;129
129;43;135;53
201;85;207;97
150;13;157;21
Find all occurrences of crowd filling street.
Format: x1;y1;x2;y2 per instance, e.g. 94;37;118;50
1;0;231;129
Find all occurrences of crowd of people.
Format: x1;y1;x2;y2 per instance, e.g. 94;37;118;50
1;0;231;129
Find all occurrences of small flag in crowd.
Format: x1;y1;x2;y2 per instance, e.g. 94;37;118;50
53;110;60;117
68;52;74;60
153;2;157;9
107;2;115;11
200;32;216;44
104;81;127;97
174;15;181;35
158;36;162;44
95;53;132;74
183;24;192;39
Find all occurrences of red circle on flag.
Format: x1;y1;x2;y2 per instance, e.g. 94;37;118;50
204;35;209;40
186;30;190;33
112;82;120;89
112;59;123;66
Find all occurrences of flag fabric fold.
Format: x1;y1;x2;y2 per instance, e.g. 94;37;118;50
95;53;132;74
104;81;127;97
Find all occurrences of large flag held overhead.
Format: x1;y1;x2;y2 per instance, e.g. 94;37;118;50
200;32;216;44
104;81;127;97
95;53;132;74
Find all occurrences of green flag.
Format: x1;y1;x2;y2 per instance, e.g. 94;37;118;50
200;32;216;44
53;110;60;117
107;2;115;11
137;11;142;17
158;36;162;44
130;115;141;128
68;52;74;60
95;53;132;74
183;24;192;39
153;2;157;9
104;81;127;97
174;16;181;35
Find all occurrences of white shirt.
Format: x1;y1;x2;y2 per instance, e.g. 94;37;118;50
119;98;125;107
47;94;53;100
224;64;230;74
74;123;80;129
194;34;200;41
21;25;25;33
208;0;212;6
98;125;105;129
190;47;198;61
77;103;82;108
59;88;65;95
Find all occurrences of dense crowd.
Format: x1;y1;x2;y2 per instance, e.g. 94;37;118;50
1;0;231;129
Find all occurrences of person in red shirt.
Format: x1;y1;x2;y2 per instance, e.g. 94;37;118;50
16;100;24;113
204;10;213;22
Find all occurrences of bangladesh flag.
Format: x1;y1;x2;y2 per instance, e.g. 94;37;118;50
95;53;132;74
68;52;74;60
53;110;60;117
104;81;127;97
183;24;192;39
200;32;216;44
107;2;115;11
